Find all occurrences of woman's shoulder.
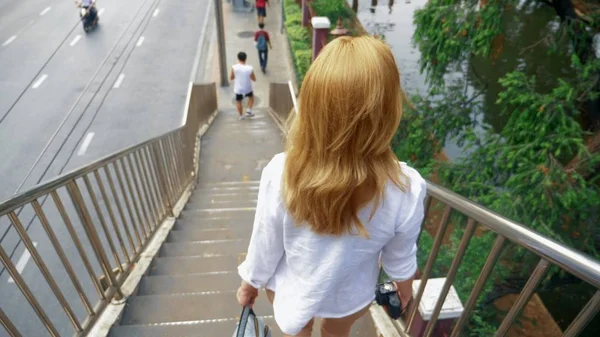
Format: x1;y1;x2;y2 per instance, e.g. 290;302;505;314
388;162;426;201
260;152;287;186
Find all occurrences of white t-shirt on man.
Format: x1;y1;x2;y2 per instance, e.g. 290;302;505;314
232;63;254;95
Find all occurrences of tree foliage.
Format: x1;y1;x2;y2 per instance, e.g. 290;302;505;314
399;0;600;334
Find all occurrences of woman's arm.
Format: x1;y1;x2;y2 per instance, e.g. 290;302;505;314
381;177;426;304
238;160;285;293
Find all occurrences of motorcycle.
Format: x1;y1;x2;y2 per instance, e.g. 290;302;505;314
78;0;99;33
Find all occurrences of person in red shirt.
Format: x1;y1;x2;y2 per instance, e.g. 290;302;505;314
254;23;272;73
256;0;268;24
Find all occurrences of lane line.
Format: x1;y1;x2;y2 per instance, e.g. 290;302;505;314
8;242;38;284
32;74;48;89
70;35;82;47
98;8;105;16
77;132;95;156
40;7;51;16
113;74;125;88
136;36;145;47
153;8;160;17
2;35;16;47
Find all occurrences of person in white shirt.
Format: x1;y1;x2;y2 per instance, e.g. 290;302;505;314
237;36;424;337
230;52;256;120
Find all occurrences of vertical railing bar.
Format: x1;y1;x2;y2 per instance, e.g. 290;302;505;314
161;137;179;200
163;137;180;202
562;290;600;337
166;135;183;193
66;181;123;299
134;150;159;228
93;170;132;264
406;204;453;330
423;218;477;337
103;166;139;251
0;244;59;337
7;211;83;332
177;131;191;179
82;175;124;273
113;161;146;243
143;146;166;219
450;235;506;337
173;132;188;186
125;155;152;234
153;141;175;211
51;191;106;300
119;158;149;238
416;195;432;245
32;199;95;316
0;306;22;337
149;143;171;216
494;259;551;337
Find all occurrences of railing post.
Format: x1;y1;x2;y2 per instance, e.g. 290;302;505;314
408;278;464;337
302;0;311;27
312;17;331;61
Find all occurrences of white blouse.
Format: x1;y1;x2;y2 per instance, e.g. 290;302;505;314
238;153;426;335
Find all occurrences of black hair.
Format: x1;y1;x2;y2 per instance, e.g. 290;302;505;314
238;52;247;62
259;23;265;29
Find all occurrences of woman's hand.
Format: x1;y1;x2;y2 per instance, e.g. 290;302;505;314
236;281;259;307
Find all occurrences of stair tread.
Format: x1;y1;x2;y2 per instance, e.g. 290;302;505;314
109;318;280;337
150;255;239;275
120;293;272;325
159;241;249;257
138;272;242;295
174;218;255;230
167;227;251;242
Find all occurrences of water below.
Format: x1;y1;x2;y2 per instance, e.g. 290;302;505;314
349;0;598;335
350;0;572;159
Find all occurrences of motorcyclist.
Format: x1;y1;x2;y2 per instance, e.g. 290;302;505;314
75;0;98;27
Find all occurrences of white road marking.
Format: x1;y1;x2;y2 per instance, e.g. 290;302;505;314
136;36;145;47
113;74;125;88
70;35;82;47
8;242;38;284
2;35;17;47
98;8;105;16
40;7;51;16
32;74;48;89
153;8;160;17
77;132;95;156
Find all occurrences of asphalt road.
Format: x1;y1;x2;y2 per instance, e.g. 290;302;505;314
0;0;213;335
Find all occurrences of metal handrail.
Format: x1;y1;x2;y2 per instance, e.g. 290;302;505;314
276;82;600;337
0;82;216;337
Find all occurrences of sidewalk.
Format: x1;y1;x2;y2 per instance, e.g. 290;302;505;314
199;1;376;335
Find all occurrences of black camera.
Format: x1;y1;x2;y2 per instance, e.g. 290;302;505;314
374;281;404;319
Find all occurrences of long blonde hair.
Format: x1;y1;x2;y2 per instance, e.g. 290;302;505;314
283;35;406;237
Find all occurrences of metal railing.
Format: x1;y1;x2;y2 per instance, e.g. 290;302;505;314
0;83;217;337
268;81;600;337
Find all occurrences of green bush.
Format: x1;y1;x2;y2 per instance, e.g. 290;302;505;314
294;49;312;83
311;0;352;22
287;25;309;44
285;11;302;27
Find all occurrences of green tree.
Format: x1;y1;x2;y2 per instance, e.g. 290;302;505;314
398;0;600;334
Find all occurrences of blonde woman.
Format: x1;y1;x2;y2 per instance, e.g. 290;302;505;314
237;36;426;337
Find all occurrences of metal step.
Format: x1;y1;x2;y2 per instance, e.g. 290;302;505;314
120;293;273;325
149;255;239;275
173;218;254;230
184;197;258;210
167;228;251;243
109;318;280;337
138;273;241;295
158;241;248;257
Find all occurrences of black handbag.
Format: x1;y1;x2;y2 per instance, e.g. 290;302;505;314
233;306;272;337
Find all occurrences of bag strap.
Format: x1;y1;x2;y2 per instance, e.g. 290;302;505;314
236;306;255;337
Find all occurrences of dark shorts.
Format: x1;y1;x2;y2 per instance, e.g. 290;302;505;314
257;6;266;17
235;92;254;101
